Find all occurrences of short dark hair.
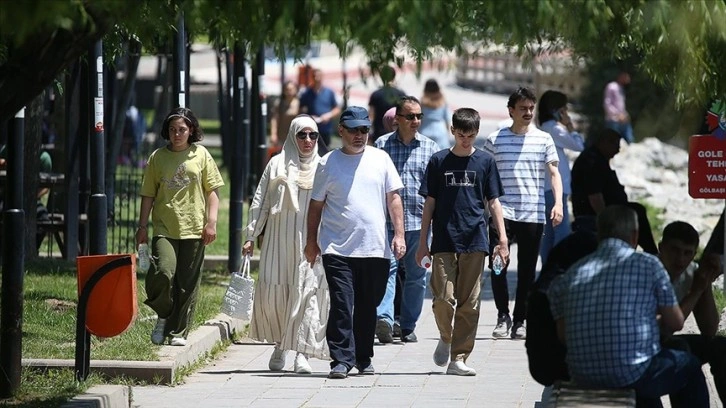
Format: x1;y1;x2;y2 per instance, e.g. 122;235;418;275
537;90;568;125
451;108;480;133
662;221;700;248
507;87;537;109
161;107;203;143
395;96;420;114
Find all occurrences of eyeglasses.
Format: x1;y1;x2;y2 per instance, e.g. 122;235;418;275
396;113;424;121
296;131;320;140
343;126;370;135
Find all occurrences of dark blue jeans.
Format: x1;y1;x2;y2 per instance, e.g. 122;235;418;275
323;255;389;370
630;348;708;408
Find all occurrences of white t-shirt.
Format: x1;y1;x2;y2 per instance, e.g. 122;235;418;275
672;262;697;303
483;126;558;223
311;147;403;258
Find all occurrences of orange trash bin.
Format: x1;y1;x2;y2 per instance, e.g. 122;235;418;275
77;254;138;338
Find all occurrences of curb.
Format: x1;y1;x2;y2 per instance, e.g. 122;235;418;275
60;385;130;408
27;313;247;408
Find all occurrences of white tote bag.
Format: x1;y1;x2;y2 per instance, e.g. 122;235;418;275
221;255;254;321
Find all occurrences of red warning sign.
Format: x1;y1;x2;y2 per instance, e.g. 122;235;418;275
689;134;726;198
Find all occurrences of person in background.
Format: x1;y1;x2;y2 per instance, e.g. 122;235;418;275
244;115;330;374
136;107;224;347
604;70;634;144
300;68;341;154
536;90;584;264
548;205;708;407
368;66;406;142
0;146;53;250
419;78;451;149
374;96;438;344
304;106;405;379
658;221;726;404
570;128;658;254
270;81;301;148
382;107;397;134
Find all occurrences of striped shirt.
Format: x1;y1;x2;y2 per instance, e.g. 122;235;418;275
375;131;439;231
483;127;558;223
548;238;677;387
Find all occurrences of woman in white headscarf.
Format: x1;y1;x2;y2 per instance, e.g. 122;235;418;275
243;115;329;374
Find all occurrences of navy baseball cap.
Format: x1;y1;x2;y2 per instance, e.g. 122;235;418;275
339;106;371;128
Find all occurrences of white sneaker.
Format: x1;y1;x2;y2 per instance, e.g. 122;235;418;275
151;318;166;345
268;346;287;371
511;322;526;340
492;314;512;338
169;337;187;346
294;353;312;374
446;361;476;376
433;338;450;367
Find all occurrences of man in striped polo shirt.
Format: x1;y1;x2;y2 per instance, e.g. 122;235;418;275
483;87;563;340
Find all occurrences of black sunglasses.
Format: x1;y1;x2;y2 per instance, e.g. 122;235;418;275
343;126;370;134
296;131;320;140
397;113;424;120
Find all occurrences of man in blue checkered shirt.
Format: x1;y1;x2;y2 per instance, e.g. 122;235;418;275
548;205;709;406
374;96;439;344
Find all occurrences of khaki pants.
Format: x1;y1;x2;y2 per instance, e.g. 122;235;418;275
144;237;205;339
429;252;486;362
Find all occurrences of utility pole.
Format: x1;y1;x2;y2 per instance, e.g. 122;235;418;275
0;108;26;398
88;41;107;256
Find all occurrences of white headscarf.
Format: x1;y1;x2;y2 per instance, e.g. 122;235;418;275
268;115;320;214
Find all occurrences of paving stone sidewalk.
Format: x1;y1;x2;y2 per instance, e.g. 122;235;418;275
131;245;722;408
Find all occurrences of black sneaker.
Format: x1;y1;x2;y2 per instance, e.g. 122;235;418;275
392;321;402;338
401;330;418;343
356;362;375;375
328;363;349;379
376;319;393;343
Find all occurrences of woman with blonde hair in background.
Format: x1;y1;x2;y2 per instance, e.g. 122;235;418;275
243;115;330;374
419;79;451;149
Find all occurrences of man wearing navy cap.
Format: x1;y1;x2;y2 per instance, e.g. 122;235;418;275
305;106;406;379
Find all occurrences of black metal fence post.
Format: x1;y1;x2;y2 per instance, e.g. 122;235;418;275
0;108;26;398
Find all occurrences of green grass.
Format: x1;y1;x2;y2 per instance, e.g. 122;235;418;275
20;258;230;361
0;368;104;408
641;201;665;243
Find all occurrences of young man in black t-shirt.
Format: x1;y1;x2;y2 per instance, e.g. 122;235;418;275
415;108;509;376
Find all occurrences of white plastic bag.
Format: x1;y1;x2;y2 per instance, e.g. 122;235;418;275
221;255;254;321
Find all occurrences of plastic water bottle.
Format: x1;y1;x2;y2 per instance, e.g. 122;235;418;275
420;256;432;269
492;254;504;276
138;243;150;272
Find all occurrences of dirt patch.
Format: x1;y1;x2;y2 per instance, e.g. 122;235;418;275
45;298;76;312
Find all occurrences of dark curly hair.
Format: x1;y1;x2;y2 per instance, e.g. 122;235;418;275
160;107;204;143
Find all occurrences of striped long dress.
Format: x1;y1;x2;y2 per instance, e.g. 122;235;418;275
247;163;330;359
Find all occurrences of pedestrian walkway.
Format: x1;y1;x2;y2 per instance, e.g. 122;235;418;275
132;287;548;408
131;247;548;407
131;244;722;408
